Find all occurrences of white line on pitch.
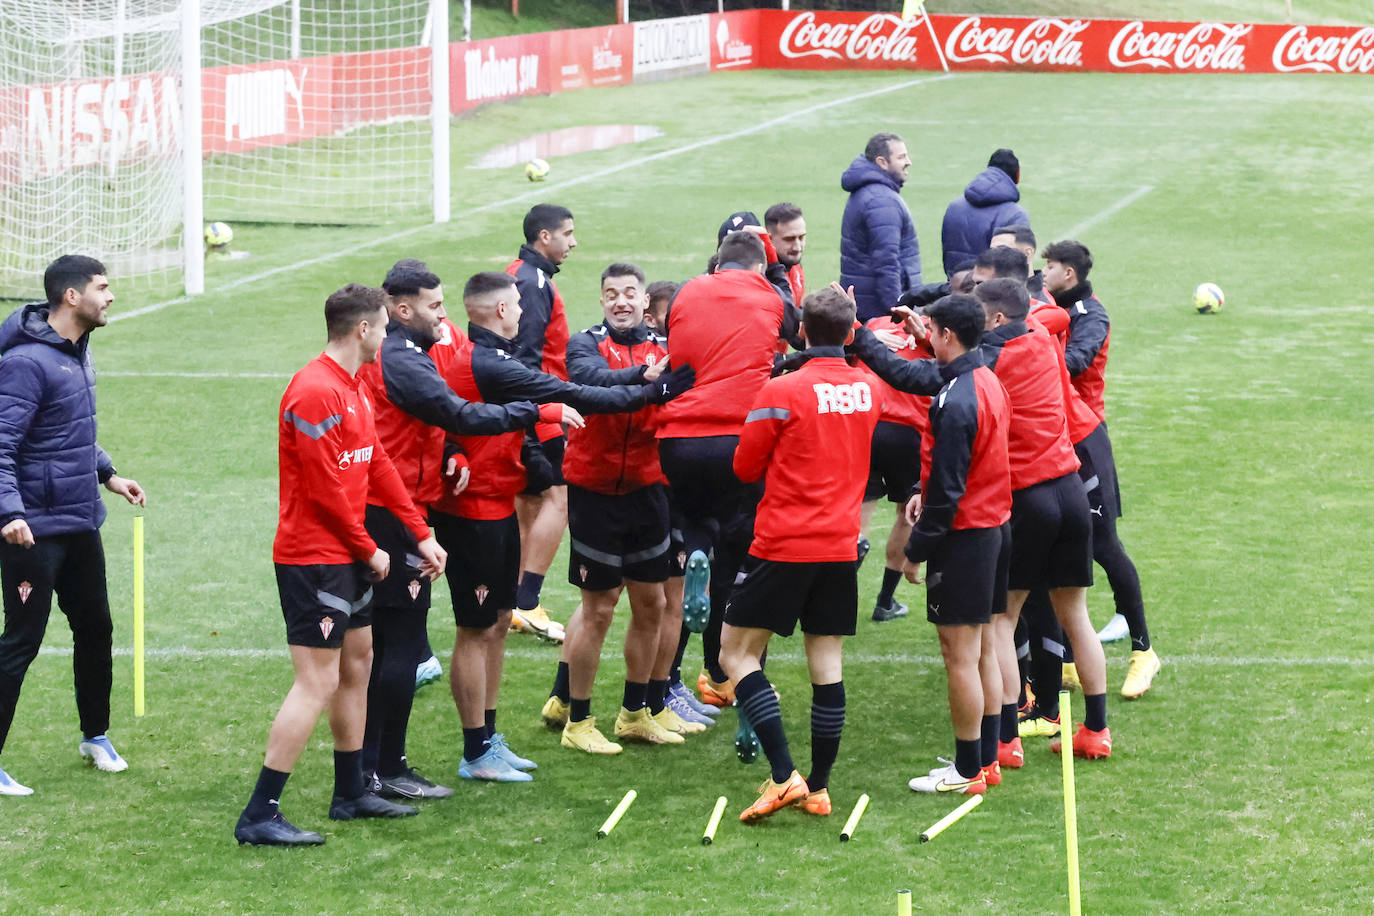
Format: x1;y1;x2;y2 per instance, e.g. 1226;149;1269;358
1059;184;1154;239
111;73;961;325
98;370;291;379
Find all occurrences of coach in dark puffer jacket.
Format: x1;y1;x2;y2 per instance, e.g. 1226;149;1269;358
840;132;920;322
941;148;1030;278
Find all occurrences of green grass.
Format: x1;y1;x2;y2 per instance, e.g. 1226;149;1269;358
4;63;1374;913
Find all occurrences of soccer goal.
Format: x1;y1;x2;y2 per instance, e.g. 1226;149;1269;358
0;0;449;299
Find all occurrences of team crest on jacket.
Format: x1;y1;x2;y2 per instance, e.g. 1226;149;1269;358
408;579;421;601
578;565;588;583
475;584;489;605
319;617;335;640
17;581;32;604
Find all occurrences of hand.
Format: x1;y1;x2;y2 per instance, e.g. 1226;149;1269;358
646;363;695;403
903;491;923;526
2;519;34;548
871;328;907;353
828;281;857;304
415;536;446;581
105;475;146;507
889;306;930;342
901;558;924;584
642;359;666;382
444;455;471;496
366;548;390;582
557;404;585;430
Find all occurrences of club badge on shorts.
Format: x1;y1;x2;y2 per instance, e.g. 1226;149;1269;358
17;581;32;604
408;579;421;601
475;585;489;605
578;565;588;583
319;617;335;640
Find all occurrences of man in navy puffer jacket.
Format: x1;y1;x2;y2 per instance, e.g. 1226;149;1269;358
941;148;1030;278
0;255;146;796
840;132;920;322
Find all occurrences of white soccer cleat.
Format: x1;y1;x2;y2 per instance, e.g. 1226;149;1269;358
79;736;129;773
0;764;34;796
1096;613;1129;643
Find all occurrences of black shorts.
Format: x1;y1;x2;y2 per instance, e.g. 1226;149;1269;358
923;524;1010;626
276;562;374;648
567;483;672;591
723;556;858;637
364;505;430;611
431;511;519;629
521;435;566;495
1074;423;1122;521
1007;473;1094;592
864;420;922;504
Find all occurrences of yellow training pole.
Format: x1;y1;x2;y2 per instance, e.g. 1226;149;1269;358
1061;690;1080;916
597;789;637;838
897;889;912;916
702;796;727;845
133;514;145;717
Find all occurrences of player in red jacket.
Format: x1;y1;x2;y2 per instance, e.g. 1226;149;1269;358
235;284;446;847
765;202;807;309
719;287;880;822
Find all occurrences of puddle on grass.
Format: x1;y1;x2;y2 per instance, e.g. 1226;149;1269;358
470;125;664;169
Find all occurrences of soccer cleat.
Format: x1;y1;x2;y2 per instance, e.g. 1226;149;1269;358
459;747;533;782
982;761;1002;787
734;716;759;764
1061;663;1081;692
510;605;565;643
872;597;909;622
653;705;706;735
1051;724;1113;759
489;733;538;771
613;706;684;744
561;717;623;755
79;735;128;773
670;679;720;718
541;696;570;730
908;760;987;795
234;812;324;847
998;738;1025;769
697;671;735;707
682;550;711;633
794;788;832;816
1018;710;1061;739
328;792;417;821
855;536;871;570
665;688;715;727
739;770;809;823
1096;613;1129;643
414;654;443;690
1121;648;1162;699
0;764;34;796
378;767;454;800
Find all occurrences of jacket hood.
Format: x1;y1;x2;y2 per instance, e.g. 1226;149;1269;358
841;154;903;193
0;303;78;355
963;166;1020;207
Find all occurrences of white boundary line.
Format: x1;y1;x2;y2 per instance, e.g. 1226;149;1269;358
98;370;291;379
110;73;961;325
1059;184;1154;239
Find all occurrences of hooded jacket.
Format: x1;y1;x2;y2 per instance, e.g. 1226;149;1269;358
0;304;115;536
940;166;1030;277
839;155;921;321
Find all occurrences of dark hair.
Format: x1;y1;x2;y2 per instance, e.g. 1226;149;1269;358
988;148;1020;182
1041;240;1092;280
601;262;645;286
992;224;1036;249
716;231;766;270
925;294;985;350
865;132;903;162
951;269;976;294
325;283;388;340
801;288;855;347
44;254;107;308
973;246;1029;280
646;280;678;308
463;271;517;302
975;278;1030;322
382;259;441;298
523;204;574;243
764;202;803;231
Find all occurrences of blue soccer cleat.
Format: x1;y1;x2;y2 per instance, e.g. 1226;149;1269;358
682;550;710;633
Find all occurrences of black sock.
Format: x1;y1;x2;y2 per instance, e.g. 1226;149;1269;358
1084;693;1107;732
515;572;544;611
622;681;647;712
954;738;982;780
550;661;570;702
980;715;999;768
807;682;845;791
1030;635;1064;719
877;568;902;606
570;697;591;723
243;766;289;822
333;749;365;799
484;708;497;738
736;670;793;784
1000;703;1018;744
462;727;489;762
647;679;669;715
1094;521;1150;651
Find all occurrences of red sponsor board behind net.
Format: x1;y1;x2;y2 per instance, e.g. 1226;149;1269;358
450;32;550;113
550;24;632;92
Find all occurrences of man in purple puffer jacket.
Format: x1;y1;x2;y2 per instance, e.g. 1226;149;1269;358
941;149;1031;278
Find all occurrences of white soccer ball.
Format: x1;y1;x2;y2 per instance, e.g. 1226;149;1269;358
525;158;550;182
1193;282;1224;314
204;221;234;248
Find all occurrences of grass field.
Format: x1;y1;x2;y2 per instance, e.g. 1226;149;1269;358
3;35;1374;916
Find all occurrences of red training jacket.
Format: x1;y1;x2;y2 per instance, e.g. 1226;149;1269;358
979;322;1080;491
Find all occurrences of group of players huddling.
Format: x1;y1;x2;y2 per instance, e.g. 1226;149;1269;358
233;133;1161;846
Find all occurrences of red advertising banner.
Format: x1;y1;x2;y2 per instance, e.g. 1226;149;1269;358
709;11;761;71
201;57;335;156
450;32;549;113
550;24;633;92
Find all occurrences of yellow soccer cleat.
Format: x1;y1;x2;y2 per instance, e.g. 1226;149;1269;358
1121;648;1162;699
653;706;706;735
560;717;623;755
1018;711;1061;739
510;605;565;643
1061;663;1081;692
614;706;684;745
541;696;569;730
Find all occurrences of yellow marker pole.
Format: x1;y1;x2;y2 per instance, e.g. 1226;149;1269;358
133;513;145;717
919;793;983;843
702;796;727;845
597;789;637;838
1061;689;1081;916
897;889;912;916
839;792;870;841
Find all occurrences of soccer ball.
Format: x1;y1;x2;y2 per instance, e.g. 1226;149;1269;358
1193;282;1224;314
204;222;234;248
524;158;550;182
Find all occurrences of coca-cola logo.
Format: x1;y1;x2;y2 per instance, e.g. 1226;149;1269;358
1108;21;1250;71
779;12;921;64
1272;25;1374;73
943;16;1087;67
